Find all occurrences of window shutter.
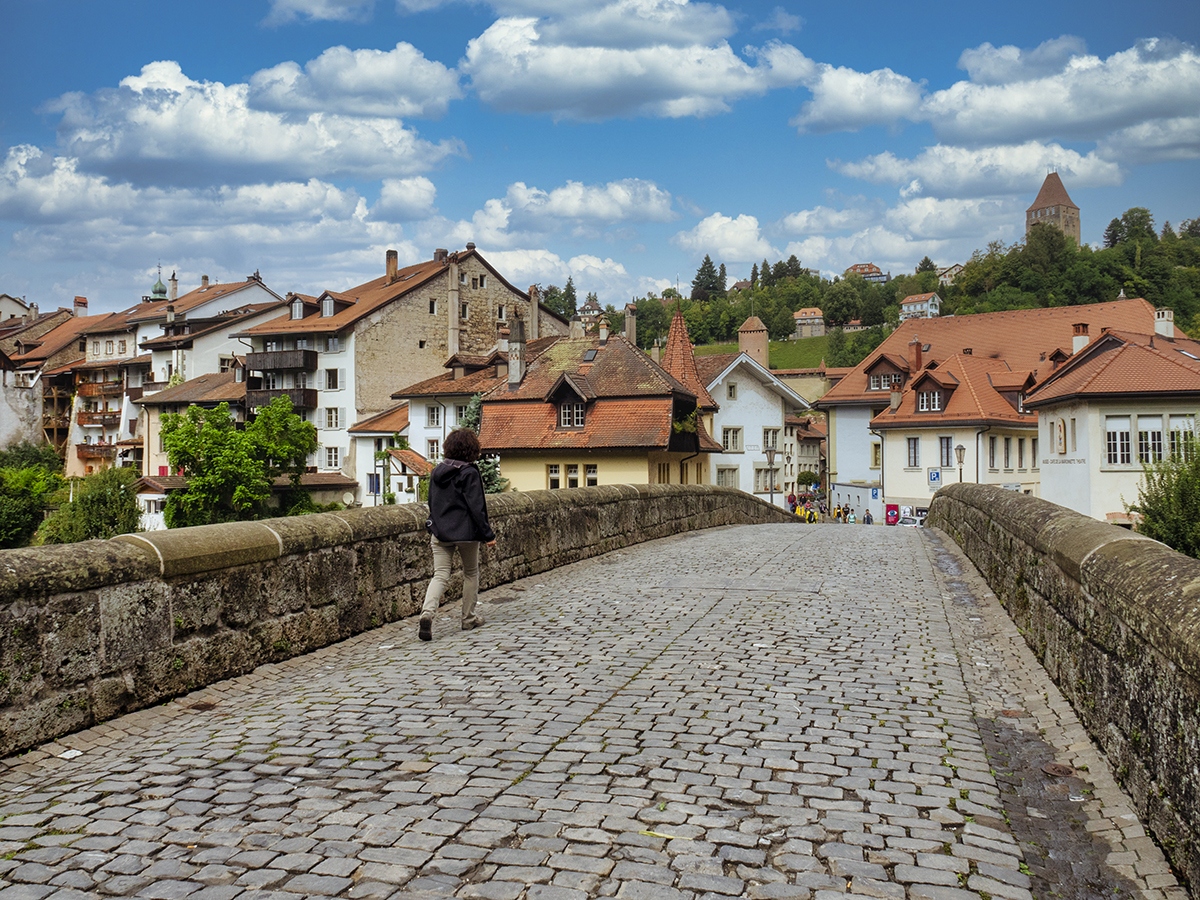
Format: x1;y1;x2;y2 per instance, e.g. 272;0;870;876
317;369;326;389
338;368;346;391
339;408;346;430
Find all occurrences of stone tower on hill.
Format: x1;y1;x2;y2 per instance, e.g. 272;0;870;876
1026;172;1080;246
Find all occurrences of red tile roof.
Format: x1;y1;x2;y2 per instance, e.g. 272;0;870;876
11;313;111;367
480;397;677;451
390;337;560;399
901;292;939;306
386;446;432;475
1025;330;1200;407
872;354;1036;429
124;278;281;324
660;311;717;409
349;402;410;434
1027;172;1078;212
135;371;244;406
818;298;1156;409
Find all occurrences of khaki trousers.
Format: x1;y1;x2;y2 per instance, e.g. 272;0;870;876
421;536;481;622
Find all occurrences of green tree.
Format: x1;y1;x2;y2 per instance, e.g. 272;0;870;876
161;396;317;527
458;394;509;493
759;258;775;288
785;254;805;279
561;277;578;316
0;465;62;548
36;466;141;544
717;263;728;296
0;441;62;473
1103;217;1124;248
750;262;759;287
1129;438;1200;558
916;255;938;273
691;255;719;301
823;279;861;326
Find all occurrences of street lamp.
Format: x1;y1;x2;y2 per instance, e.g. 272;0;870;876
785;453;792;495
955;443;966;483
766;447;777;508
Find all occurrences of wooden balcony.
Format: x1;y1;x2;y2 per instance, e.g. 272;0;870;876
77;410;121;427
246;388;318;411
77;381;124;397
76;443;117;460
246;349;318;372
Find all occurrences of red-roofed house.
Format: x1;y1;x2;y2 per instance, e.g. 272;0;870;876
899;292;941;321
1024;309;1200;524
477;311;721;491
348;402;414;503
793;307;825;338
816;295;1158;520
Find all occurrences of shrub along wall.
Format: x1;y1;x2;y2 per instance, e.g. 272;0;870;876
0;484;791;758
928;483;1200;894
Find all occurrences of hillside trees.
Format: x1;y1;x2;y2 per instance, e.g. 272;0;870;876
37;466;141;544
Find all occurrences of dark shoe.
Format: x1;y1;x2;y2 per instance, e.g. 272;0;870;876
419;614;433;642
461;615;485;630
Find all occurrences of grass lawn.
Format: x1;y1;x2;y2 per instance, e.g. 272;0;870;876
693;335;829;370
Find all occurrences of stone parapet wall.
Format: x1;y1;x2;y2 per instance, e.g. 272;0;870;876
928;483;1200;892
0;485;790;758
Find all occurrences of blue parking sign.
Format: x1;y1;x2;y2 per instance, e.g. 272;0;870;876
871;488;879;500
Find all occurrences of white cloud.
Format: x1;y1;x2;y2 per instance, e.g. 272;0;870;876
883;197;1017;241
753;6;803;35
958;35;1089;85
673;212;776;262
834;142;1122;199
923;39;1200;145
264;0;375;24
373;177;438;220
780;205;874;235
1098;116;1200;164
45;61;462;186
461;12;810;119
249;43;461;118
537;0;735;49
790;64;922;132
482;248;635;301
506;179;674;225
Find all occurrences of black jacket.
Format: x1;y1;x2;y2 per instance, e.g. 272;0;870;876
427;459;495;543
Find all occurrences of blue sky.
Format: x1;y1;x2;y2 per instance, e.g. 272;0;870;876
1;0;1197;314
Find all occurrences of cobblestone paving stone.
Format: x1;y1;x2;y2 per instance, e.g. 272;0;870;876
0;523;1187;900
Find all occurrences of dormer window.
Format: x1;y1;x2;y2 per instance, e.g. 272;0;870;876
292;299;304;320
559;402;585;428
918;390;942;411
321;297;334;317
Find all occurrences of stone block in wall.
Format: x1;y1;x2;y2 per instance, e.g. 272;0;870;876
264;557;310;617
116;521;281;579
170;578;223;639
40;591;101;687
98;582;171;675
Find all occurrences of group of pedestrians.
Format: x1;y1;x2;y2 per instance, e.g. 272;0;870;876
785;492;874;525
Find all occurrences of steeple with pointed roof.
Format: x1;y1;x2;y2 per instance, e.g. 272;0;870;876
660;310;718;410
1026;172;1080;246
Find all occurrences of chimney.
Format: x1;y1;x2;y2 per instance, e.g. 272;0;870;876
890;389;902;411
527;284;539;340
386;249;398;281
569;316;585;340
508;318;526;390
599;319;608;345
624;304;637;347
166;304;175;324
434;248;448;264
651;339;661;364
465;241;476;251
497;325;510;353
1072;323;1089;354
908;335;922;372
28;302;38;321
169;270;178;301
73;296;88;316
201;275;210;289
1155;308;1175;339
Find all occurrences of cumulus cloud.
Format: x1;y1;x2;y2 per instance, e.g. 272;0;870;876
791;64;922;132
249;43;461;118
482;248;636;301
672;212;776;262
372;177;438;221
461;8;811;119
883;197;1017;241
780;205;874;235
505;179;674;225
923;38;1200;145
44;61;462;187
753;6;803;35
833;142;1122;199
958;35;1089;84
1098;116;1200;165
264;0;375;24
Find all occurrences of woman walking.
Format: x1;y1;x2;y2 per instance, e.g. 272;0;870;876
420;429;496;642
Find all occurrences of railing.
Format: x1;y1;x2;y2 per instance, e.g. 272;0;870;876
246;349;318;372
77;411;121;427
77;381;123;397
246;388;319;410
75;443;117;460
42;414;70;429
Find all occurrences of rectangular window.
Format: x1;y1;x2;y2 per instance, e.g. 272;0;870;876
296;338;309;350
870;443;882;469
325;407;339;429
479;274;487;288
1070;418;1077;451
722;427;742;452
939;436;953;468
427;439;440;460
1004;437;1012;469
429;300;437;314
1138;416;1163;463
118;340;127;354
727;383;737;400
497;305;506;321
1031;438;1039;469
367;473;380;495
754;468;780;493
559;402;584;428
763;428;779;450
657;462;670;484
263;371;281;390
325;336;340;352
548;464;561;489
471;277;478;289
427;405;441;428
989;436;997;469
869;374;882;390
1106;417;1131;465
219;356;235;373
295;370;308;389
461;303;469;320
716;467;738;487
93;341;100;355
455;405;468;423
266;340;281;352
325;446;340;468
585;464;598;487
907;437;919;468
566;464;579;489
325;368;339;390
1170;415;1195;459
1018;438;1026;469
918;391;942;411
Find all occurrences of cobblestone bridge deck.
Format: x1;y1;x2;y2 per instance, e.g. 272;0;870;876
0;524;1186;900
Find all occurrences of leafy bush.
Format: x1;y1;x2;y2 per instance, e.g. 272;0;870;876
36;467;141;544
1129;440;1200;558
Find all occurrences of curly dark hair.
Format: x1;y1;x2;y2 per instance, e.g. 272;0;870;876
442;428;481;462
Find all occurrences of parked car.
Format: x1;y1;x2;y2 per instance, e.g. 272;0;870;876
897;515;925;527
